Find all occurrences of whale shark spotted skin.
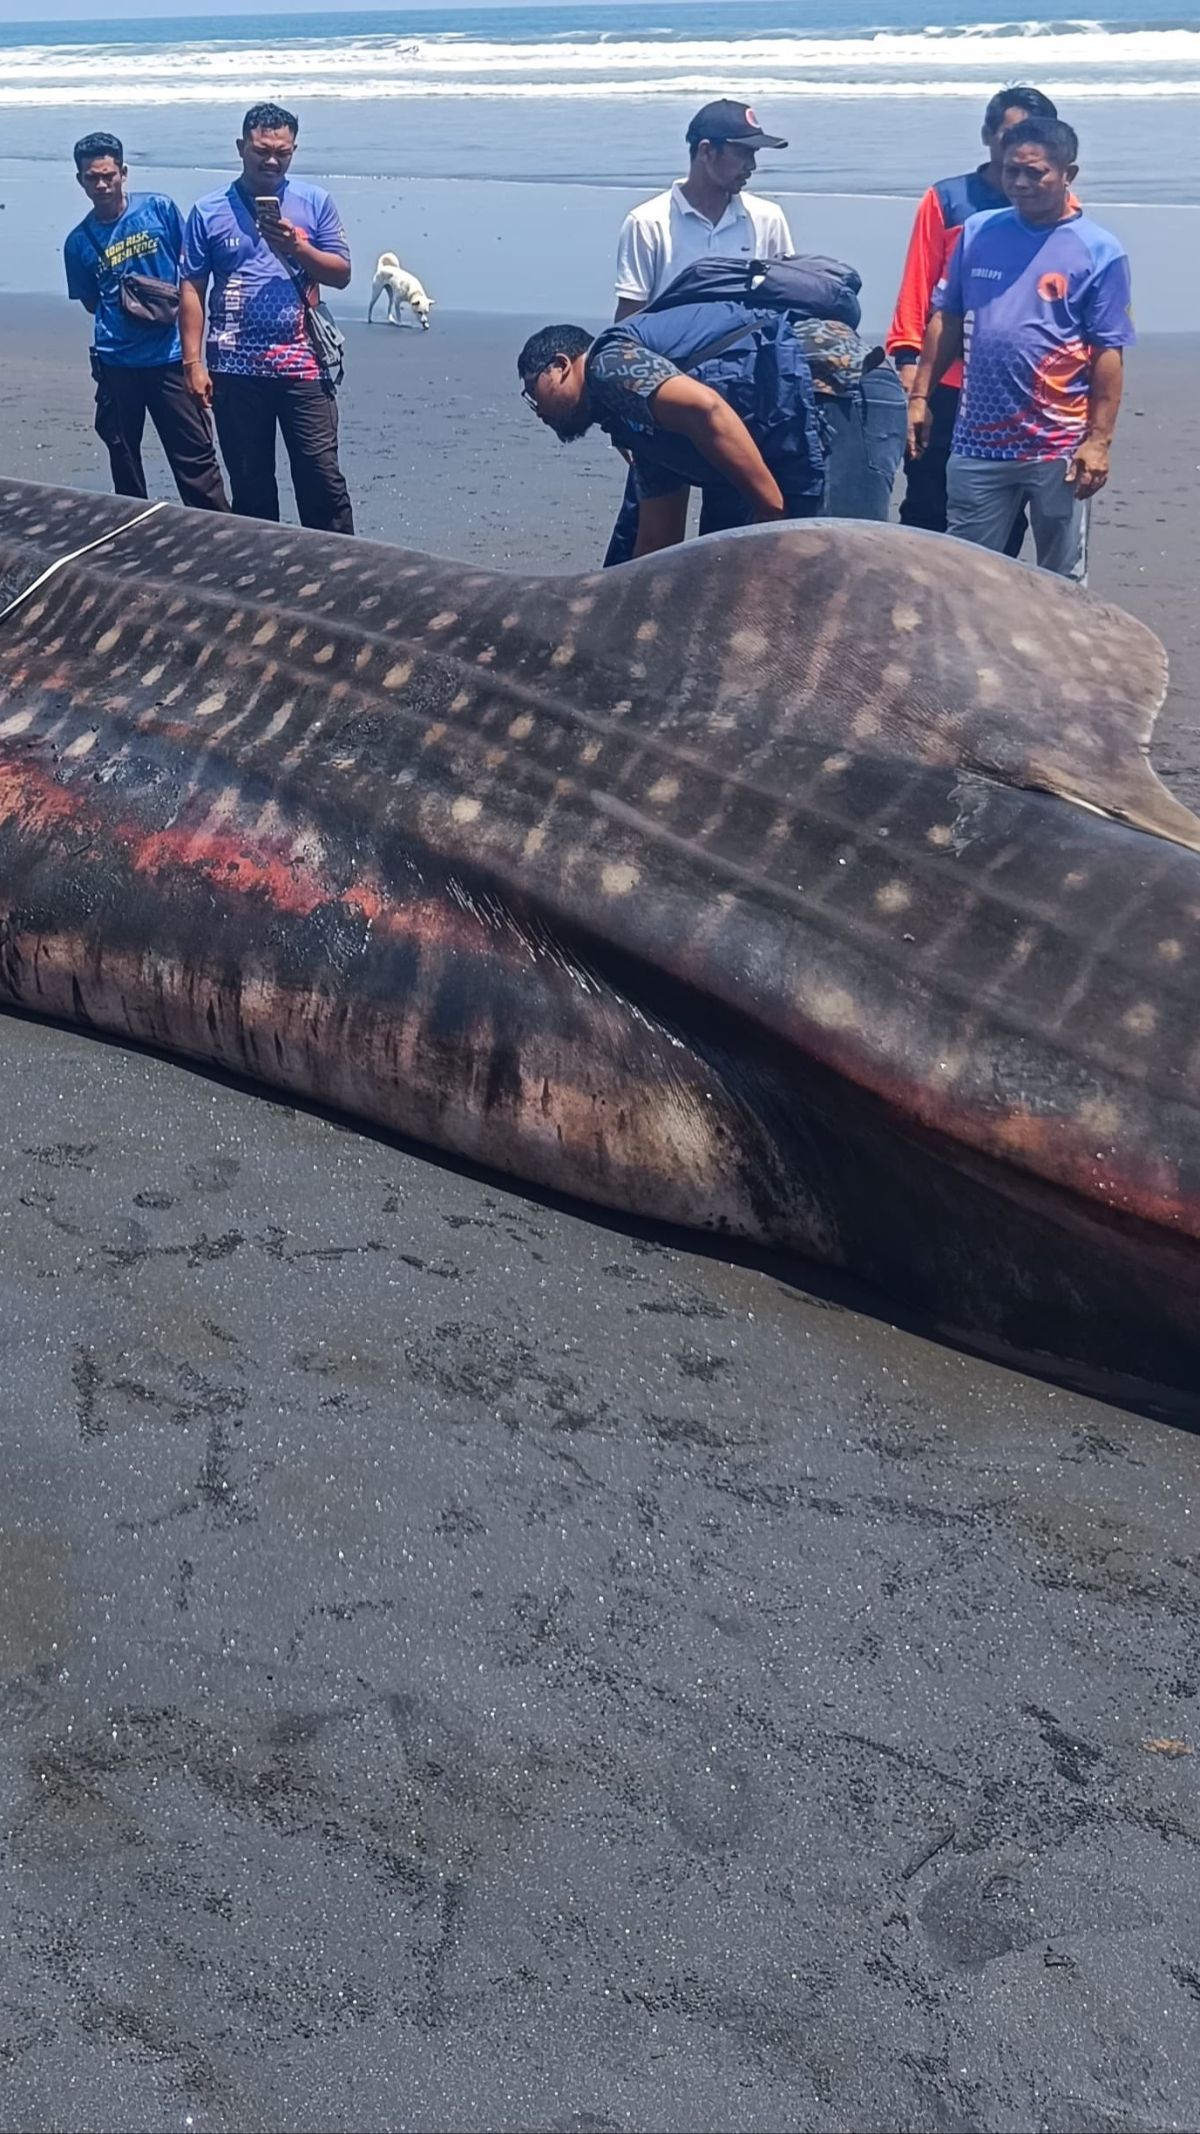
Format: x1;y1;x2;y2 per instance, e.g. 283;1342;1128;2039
0;479;1198;1396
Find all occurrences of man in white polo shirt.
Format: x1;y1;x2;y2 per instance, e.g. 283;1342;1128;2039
605;99;794;564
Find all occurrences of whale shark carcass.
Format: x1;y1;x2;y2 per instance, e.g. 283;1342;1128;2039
1;479;1197;1395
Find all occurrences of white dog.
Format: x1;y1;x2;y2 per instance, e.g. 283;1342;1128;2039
368;253;434;330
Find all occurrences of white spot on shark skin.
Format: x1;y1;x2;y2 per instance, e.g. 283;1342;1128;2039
880;662;910;689
795;979;858;1032
1079;1097;1121;1141
330;755;358;773
524;825;546;859
95;627;122;654
601;861;639;896
291;828;327;866
0;710;35;736
648;776;680;806
261;699;296;742
1010;634;1039;657
208;784;242;828
890;603;920;633
313;644;336;666
1063;870;1088;890
141;664;165;688
1157;938;1184;963
551;641;576;668
1123;1002;1158;1038
569;594;596;617
636;620;658;643
875;881;911;915
354;646;373;671
452;796;482;825
195;691;228;719
252;621;278;648
63;730;97;758
500;613;520;631
976;667;1002;700
730;628;769;660
926;824;954;847
476;647;496;665
299;582;322;598
508;713;534;741
580;740;602;765
23;602;47;626
852;708;881;738
422;723;446;749
821;753;851;776
428;610;457;632
383;662;413;690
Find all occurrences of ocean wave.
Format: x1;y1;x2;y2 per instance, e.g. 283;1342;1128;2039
3;77;1197;108
1;22;1198;107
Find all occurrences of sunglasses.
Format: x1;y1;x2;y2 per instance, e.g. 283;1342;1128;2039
520;370;545;409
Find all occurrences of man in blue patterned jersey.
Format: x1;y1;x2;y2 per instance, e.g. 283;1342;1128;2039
64;133;228;512
179;102;354;533
908;118;1133;584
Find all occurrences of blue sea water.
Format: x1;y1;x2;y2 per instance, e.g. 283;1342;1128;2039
1;4;1198;193
1;3;1198;319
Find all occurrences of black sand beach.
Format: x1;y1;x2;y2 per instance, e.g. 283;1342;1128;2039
2;299;1200;2131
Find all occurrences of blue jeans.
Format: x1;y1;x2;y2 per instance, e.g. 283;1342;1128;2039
818;361;908;522
947;454;1089;583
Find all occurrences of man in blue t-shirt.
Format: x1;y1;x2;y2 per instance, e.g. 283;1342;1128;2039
517;303;826;559
907;116;1134;583
64;132;228;512
180;102;354;534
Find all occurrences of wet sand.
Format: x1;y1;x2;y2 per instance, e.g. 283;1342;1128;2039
1;300;1199;2131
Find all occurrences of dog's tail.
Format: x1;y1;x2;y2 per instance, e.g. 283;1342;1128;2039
376;251;401;271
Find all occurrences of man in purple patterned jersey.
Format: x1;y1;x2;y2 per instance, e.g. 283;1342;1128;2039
908;118;1133;584
179;101;354;533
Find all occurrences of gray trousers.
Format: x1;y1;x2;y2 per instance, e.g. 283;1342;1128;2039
947;453;1089;583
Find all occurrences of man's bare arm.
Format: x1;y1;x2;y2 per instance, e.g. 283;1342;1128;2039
261;221;351;290
179;275;213;407
1069;345;1123;500
907;310;964;457
646;374;785;520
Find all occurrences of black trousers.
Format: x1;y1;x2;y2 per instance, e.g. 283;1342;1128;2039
603;468;823;563
212;374;355;534
93;359;229;512
898;381;1026;558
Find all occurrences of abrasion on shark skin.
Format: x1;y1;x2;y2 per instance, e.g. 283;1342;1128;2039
0;478;1197;1395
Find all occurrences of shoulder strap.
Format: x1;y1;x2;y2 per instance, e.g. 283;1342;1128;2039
676;321;759;372
77;218;110;273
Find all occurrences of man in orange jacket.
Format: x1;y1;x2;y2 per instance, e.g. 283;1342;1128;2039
887;83;1059;546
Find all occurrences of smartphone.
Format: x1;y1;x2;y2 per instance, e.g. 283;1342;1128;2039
254;195;282;225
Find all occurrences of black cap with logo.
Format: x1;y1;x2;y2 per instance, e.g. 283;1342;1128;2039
685;99;788;151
